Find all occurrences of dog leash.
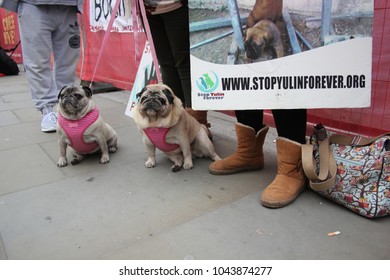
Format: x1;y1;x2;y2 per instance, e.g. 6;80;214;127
132;0;141;68
89;0;122;89
136;0;162;83
89;0;162;88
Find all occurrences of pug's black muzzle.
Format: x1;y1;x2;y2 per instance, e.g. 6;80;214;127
142;96;165;112
61;95;80;108
141;95;167;111
245;40;261;60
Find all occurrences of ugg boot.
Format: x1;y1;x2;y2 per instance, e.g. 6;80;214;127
185;108;212;139
260;137;306;208
208;123;269;175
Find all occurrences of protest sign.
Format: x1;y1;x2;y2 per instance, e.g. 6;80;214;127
89;0;133;32
125;41;157;118
189;0;373;110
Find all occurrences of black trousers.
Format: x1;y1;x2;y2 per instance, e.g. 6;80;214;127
235;109;307;144
146;6;192;107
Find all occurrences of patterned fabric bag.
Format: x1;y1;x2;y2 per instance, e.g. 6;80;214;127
302;124;390;218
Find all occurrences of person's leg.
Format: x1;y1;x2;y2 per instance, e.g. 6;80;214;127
148;6;212;136
159;6;191;107
260;109;307;208
17;3;57;111
272;109;307;144
160;5;216;137
52;6;81;91
235;110;264;133
209;110;268;174
147;12;186;105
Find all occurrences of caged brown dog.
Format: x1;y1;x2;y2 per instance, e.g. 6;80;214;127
246;0;283;28
244;0;284;61
56;86;118;167
132;84;221;172
244;19;284;61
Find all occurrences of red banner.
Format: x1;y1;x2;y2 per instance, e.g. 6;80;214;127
0;8;22;64
78;0;146;90
306;0;390;137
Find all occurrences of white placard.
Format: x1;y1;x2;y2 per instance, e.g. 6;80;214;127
89;0;135;32
125;42;157;118
191;38;372;110
189;0;373;110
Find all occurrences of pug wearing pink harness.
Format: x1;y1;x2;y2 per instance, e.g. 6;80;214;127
56;86;118;167
133;84;221;172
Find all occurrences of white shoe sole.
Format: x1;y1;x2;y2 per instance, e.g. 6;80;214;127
41;127;56;133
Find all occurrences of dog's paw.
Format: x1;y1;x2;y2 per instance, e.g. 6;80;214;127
108;146;117;153
99;155;110;164
183;162;193;170
145;160;156;168
171;164;182;172
71;158;82;165
212;155;222;161
57;157;68;167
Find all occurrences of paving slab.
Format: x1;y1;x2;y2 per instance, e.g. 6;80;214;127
0;122;56;151
0;158;265;259
13;107;42;123
103;192;390;260
0;144;65;195
0;110;20;127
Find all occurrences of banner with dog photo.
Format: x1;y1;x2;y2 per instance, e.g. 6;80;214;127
189;0;373;110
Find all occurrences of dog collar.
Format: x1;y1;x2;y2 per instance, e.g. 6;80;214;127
58;108;100;153
143;127;180;152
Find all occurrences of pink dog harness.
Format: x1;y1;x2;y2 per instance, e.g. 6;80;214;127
143;127;180;152
58;108;100;153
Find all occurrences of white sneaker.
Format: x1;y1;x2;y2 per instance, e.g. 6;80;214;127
41;111;57;132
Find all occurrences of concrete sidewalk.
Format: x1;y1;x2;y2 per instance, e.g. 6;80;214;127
0;73;389;260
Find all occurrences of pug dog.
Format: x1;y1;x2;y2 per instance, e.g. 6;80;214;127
56;86;118;167
244;19;284;61
132;84;221;172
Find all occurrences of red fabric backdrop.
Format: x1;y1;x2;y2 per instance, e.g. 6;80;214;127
302;0;390;137
77;0;146;90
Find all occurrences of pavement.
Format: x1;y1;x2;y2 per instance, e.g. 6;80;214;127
0;72;389;260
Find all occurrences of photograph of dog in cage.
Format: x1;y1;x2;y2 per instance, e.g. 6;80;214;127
189;0;373;65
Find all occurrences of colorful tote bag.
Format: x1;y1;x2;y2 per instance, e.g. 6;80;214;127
302;124;390;218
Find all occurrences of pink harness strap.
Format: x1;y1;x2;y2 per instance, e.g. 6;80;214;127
58;108;100;153
144;127;180;152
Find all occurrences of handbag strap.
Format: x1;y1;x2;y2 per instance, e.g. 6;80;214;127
302;131;390;192
302;138;337;191
328;133;390;146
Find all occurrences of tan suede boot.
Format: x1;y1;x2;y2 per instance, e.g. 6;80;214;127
185;108;212;139
208;123;269;175
260;137;306;208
